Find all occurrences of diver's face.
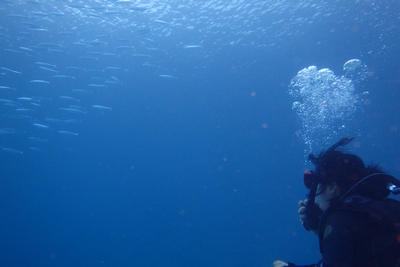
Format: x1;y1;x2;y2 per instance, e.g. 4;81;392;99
315;183;338;211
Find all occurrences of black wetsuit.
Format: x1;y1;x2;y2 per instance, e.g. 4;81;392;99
289;196;400;267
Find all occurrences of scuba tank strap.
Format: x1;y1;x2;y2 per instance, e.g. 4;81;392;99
317;206;335;254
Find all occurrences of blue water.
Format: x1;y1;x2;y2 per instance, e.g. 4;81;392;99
0;1;399;266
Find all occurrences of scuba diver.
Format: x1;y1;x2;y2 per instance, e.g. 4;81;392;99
274;137;400;267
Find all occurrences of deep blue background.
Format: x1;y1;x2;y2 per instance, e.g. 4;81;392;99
0;1;400;267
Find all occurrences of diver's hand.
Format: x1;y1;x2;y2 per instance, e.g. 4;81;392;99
298;199;308;227
298;199;319;234
273;260;288;267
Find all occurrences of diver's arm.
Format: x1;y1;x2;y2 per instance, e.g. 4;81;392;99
273;260;320;267
287;263;320;267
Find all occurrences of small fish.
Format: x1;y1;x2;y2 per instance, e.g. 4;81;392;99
59;96;79;101
0;128;25;134
58;131;78;136
132;54;151;58
33;123;50;129
159;74;178;80
146;47;163;51
1;67;22;75
60;108;87;114
183;45;202;49
0;86;14;90
105;67;128;71
21;22;40;28
2;114;28;119
68;105;84;109
28;28;49;32
154;19;170;25
73;42;89;47
101;53;117;57
114;46;133;50
48;49;65;53
30;80;50;84
15;108;32;112
92;105;112;110
110;76;120;82
49;12;65;16
7;14;30;19
20;46;38;53
31;11;49;16
18;97;33;101
0;99;15;103
35;62;57;68
72;89;89;93
57;32;77;36
39;66;58;73
87;13;105;19
143;63;161;68
4;49;22;54
89;84;107;88
52;75;75;79
79;56;98;60
84;40;107;46
1;147;23;154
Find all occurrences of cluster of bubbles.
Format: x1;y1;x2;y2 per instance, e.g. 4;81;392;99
289;59;368;152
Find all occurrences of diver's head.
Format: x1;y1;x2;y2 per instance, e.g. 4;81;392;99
304;137;396;208
305;149;366;210
312;149;366;191
303;137;368;210
302;137;400;231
